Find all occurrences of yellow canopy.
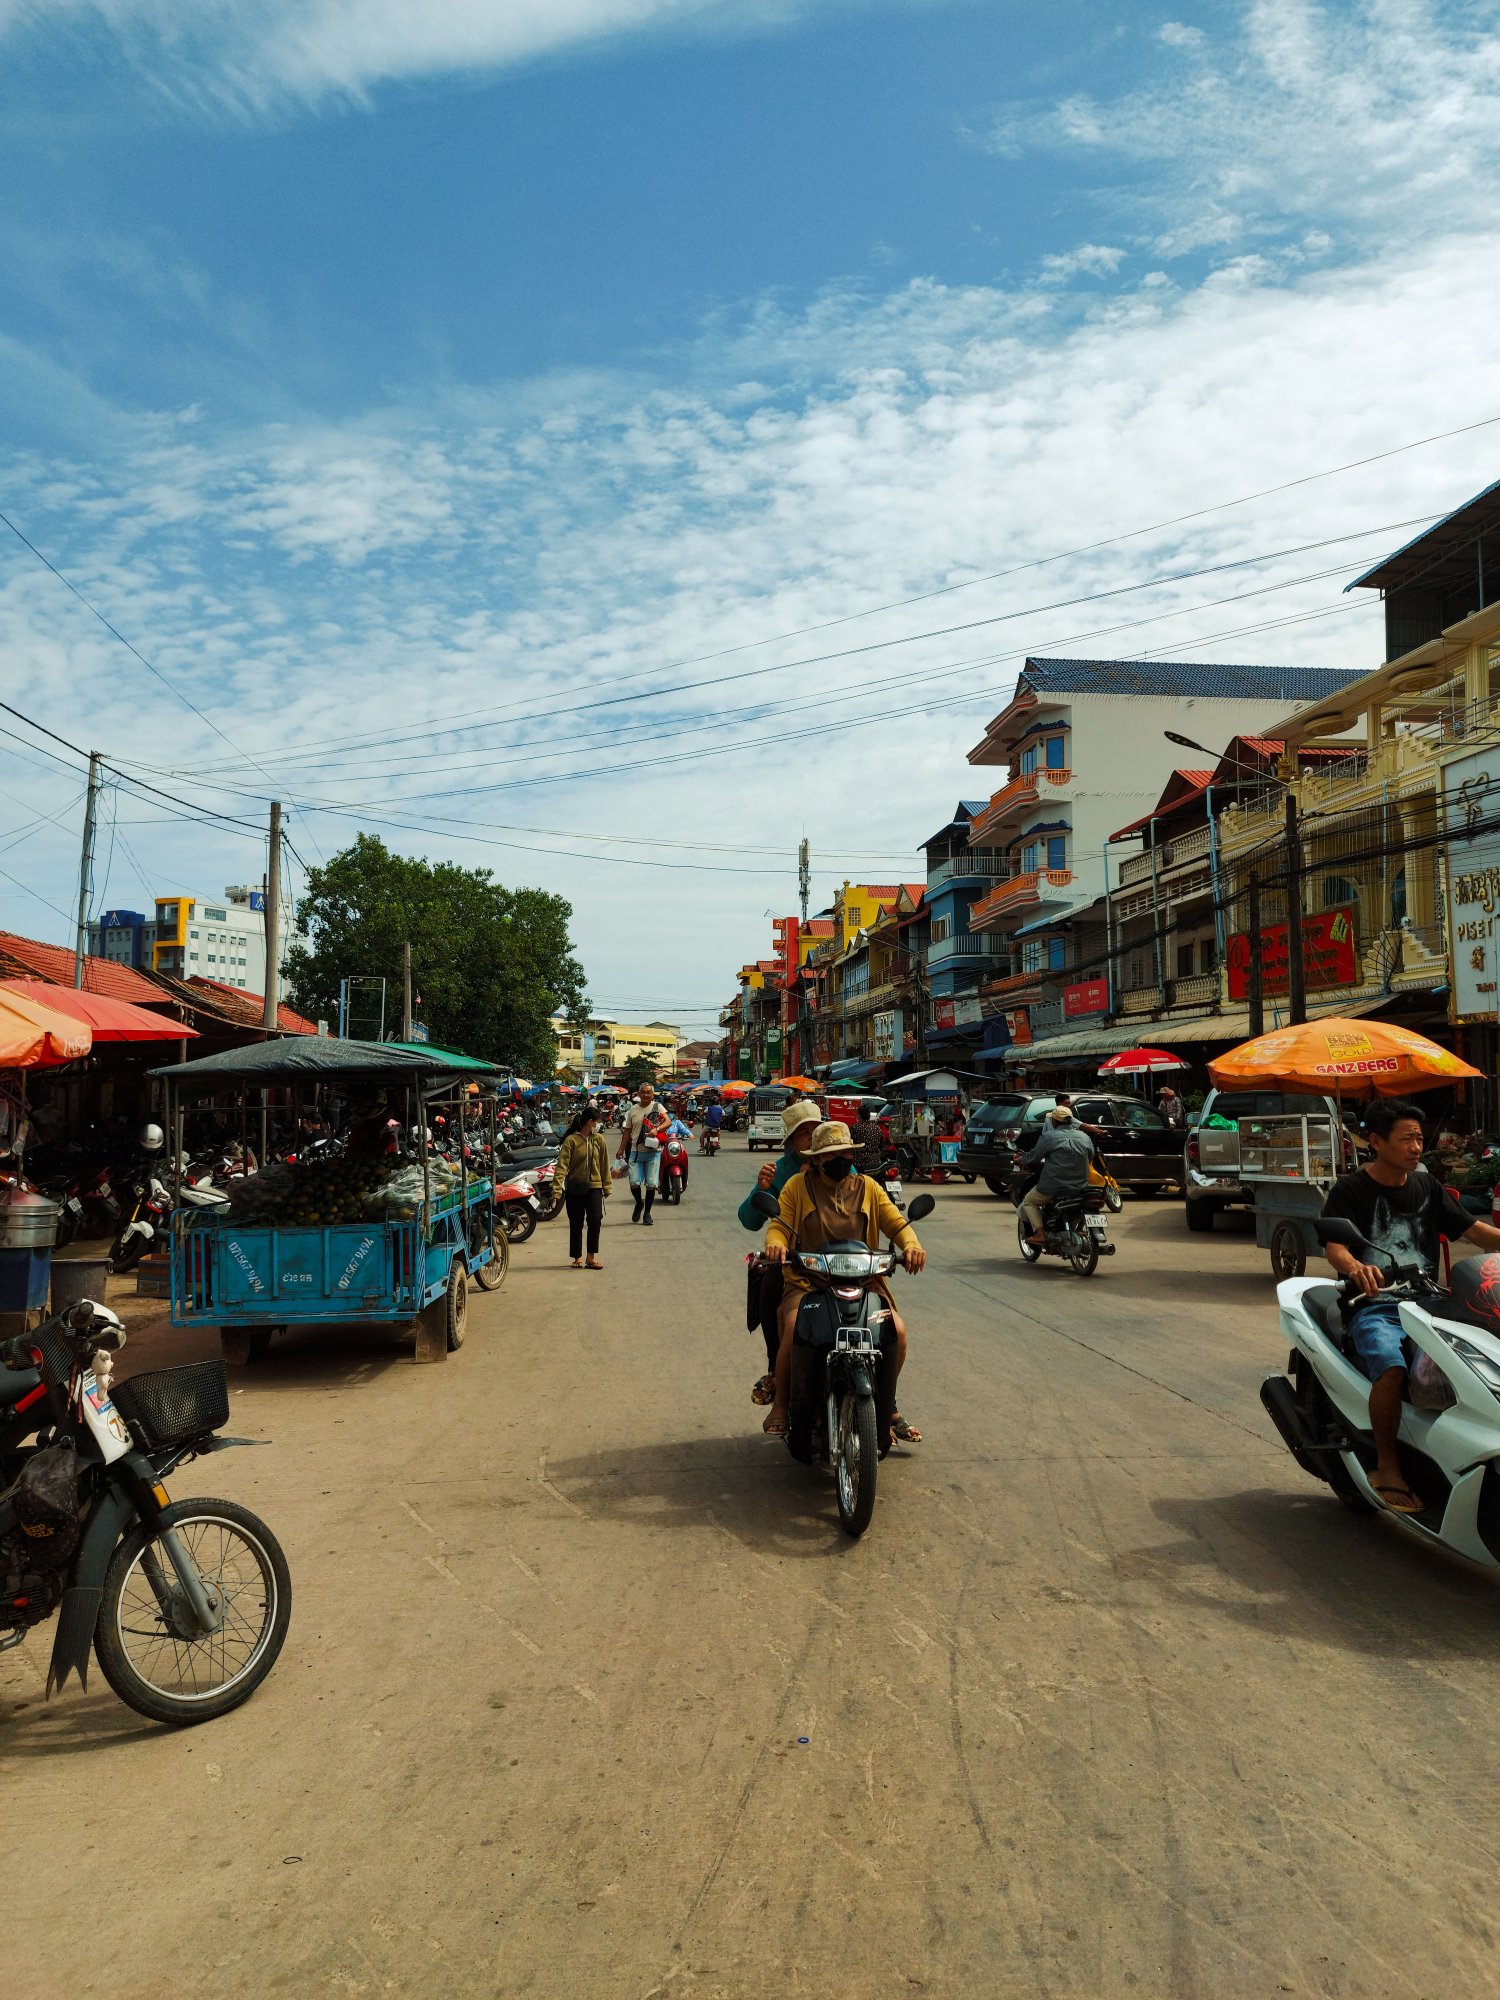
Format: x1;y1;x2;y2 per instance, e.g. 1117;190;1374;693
1209;1017;1480;1100
0;985;94;1068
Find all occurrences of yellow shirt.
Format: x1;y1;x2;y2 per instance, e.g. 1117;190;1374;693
553;1131;612;1192
766;1170;918;1287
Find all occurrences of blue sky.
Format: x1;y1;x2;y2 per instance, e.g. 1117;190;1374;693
3;0;1500;1033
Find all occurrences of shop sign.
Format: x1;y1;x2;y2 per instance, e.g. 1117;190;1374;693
1443;742;1500;1021
766;1026;783;1060
932;998;955;1031
1225;906;1356;1001
1064;978;1109;1018
873;1010;899;1061
1006;1010;1032;1047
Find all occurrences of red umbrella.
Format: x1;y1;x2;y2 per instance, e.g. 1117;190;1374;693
1;979;198;1042
1099;1046;1186;1076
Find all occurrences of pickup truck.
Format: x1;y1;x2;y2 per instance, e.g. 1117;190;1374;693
1184;1087;1355;1230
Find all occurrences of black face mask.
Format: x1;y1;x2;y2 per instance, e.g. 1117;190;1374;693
817;1157;853;1180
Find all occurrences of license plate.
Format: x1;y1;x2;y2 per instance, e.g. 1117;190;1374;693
527;1194;541;1210
67;1196;84;1216
887;1180;904;1202
1085;1214;1108;1234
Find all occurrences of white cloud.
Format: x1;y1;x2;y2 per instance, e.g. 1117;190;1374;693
1158;21;1205;48
0;0;875;112
1038;243;1126;283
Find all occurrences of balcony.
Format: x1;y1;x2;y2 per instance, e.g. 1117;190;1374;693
1120;974;1224;1016
984;967;1043;996
969;868;1073;927
968;768;1072;846
1118;822;1213;888
926;931;1007;968
926;849;1010;893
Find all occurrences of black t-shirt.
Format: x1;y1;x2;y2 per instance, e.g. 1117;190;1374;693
1321;1168;1470;1283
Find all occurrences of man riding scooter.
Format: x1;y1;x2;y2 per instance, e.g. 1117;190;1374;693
1016;1103;1095;1247
700;1098;724;1154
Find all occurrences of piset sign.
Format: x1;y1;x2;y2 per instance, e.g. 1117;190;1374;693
1225;906;1356;1001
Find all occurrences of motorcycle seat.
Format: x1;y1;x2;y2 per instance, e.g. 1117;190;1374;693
1301;1283;1353;1355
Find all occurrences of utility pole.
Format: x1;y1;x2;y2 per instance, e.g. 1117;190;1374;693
1284;791;1307;1026
1247;873;1265;1039
402;940;413;1040
261;801;282;1030
74;751;102;988
798;839;810;924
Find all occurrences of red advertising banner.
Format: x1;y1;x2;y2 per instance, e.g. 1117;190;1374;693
932;998;955;1031
1064;978;1109;1018
1226;906;1356;1002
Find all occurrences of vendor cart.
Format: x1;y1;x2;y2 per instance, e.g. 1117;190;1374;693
1236;1113;1344;1280
150;1037;504;1366
881;1069;982;1182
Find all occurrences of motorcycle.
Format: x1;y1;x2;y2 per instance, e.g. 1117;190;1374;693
0;1297;291;1724
1090;1160;1124;1213
748;1189;935;1538
660;1137;689;1205
700;1126;721;1157
871;1155;906;1213
494;1173;543;1245
531;1160;564;1223
1263;1217;1500;1551
42;1161;121;1247
109;1165;228;1272
1014;1180;1114;1276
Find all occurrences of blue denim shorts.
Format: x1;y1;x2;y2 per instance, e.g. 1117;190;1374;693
1347;1297;1408;1382
628;1148;661;1190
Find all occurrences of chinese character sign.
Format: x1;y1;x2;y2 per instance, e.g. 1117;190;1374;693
1225;907;1356;1001
1444;743;1500;1022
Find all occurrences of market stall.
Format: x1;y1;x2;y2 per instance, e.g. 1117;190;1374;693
1208;1018;1482;1280
150;1037;505;1366
0;989;95;1324
881;1068;984;1181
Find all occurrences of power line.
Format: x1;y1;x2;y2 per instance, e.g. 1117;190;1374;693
181;413;1500;774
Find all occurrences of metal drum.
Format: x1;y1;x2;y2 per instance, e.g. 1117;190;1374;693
0;1192;60;1249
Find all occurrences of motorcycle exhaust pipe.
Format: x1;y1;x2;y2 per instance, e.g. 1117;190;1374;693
1259;1375;1333;1485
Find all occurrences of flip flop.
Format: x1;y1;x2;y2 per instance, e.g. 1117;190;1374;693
751;1374;776;1405
891;1413;922;1443
1371;1480;1424;1515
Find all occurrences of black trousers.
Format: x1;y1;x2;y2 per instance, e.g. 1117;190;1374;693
565;1184;604;1258
756;1262;783;1372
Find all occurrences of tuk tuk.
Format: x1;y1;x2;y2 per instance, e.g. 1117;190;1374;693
747;1084;796;1151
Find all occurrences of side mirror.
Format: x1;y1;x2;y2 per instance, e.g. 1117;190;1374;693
906;1193;935;1223
749;1188;781;1221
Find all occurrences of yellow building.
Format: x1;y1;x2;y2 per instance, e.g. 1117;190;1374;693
551;1016;679;1075
833;882;903;949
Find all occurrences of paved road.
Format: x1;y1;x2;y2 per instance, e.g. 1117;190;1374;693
6;1139;1499;1998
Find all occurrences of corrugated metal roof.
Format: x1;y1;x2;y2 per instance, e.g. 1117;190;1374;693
0;931;176;1007
1021;659;1369;702
1349;480;1500;593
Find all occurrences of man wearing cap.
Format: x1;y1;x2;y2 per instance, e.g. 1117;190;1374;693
1016;1103;1094;1246
760;1120;926;1445
738;1099;822;1404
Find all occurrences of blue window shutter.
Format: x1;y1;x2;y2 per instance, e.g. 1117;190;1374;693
1047;835;1067;870
1046;736;1065;769
1048;937;1066;970
1022;843;1037;872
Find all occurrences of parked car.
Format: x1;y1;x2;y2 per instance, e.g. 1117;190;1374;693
1184;1087;1355;1231
957;1092;1183;1195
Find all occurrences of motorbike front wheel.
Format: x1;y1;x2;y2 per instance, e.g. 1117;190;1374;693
1103;1184;1123;1214
835;1392;878;1537
1068;1227;1100;1278
503;1204;536;1245
1017;1214;1042;1263
94;1498;291;1726
107;1229;147;1274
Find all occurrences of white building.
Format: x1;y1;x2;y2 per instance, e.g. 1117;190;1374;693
964;658;1369;1044
151;885;275;993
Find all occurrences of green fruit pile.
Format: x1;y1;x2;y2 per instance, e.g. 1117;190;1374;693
277;1157;393;1228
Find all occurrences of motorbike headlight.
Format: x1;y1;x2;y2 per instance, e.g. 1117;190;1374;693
824;1251;876;1278
1441;1332;1500;1399
796;1251;827;1274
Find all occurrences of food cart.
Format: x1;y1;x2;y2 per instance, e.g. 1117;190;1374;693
881;1069;982;1182
1208;1017;1483;1282
151;1037;503;1366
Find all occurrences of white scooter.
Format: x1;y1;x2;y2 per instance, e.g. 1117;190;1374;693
1264;1215;1500;1563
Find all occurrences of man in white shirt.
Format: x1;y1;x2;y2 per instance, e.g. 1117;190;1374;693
617;1082;670;1225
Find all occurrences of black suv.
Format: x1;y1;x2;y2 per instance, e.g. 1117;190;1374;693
957;1092;1184;1195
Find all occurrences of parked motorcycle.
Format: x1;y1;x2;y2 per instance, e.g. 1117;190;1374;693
747;1189;934;1538
0;1297;291;1724
660;1137;689;1205
1014;1183;1113;1276
41;1161;121;1247
494;1174;543;1245
531;1160;564;1223
1263;1217;1500;1550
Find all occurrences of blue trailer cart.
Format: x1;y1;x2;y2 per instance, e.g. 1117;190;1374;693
150;1037;504;1366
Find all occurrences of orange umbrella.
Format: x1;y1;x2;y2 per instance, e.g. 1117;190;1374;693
777;1075;822;1092
0;985;93;1068
1209;1018;1480;1100
718;1081;751;1097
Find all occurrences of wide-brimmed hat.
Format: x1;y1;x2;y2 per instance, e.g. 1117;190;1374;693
805;1120;857;1157
782;1100;822;1137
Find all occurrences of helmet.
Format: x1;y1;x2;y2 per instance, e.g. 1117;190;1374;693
139;1122;165;1153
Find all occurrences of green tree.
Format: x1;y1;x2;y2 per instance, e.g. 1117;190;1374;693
284;834;588;1075
617;1053;662;1092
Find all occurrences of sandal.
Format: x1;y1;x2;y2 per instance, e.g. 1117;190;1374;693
570;1257;584;1269
586;1257;604;1270
891;1413;922;1443
762;1410;789;1438
751;1374;776;1405
1372;1479;1423;1515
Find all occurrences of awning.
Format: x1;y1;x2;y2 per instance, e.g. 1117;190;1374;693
150;1037;496;1088
1011;912;1072;938
1;979;199;1042
828;1060;878;1082
0;986;93;1068
1009;986;1435;1064
925;1022;981;1046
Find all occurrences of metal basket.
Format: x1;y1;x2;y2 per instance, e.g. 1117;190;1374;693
112;1360;230;1451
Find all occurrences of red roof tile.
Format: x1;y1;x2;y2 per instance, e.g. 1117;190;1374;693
0;931;178;1007
192;978;318;1035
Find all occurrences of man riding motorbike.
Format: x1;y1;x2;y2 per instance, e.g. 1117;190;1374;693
700;1098;725;1153
1016;1103;1094;1247
759;1122;926;1447
739;1100;821;1404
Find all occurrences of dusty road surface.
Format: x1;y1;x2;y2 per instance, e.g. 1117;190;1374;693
6;1140;1499;1999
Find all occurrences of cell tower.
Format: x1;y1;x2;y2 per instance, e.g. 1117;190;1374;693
798;838;810;923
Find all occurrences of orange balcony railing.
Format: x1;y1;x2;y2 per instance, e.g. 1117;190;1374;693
968;868;1073;927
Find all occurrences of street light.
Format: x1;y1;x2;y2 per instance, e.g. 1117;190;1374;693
1164;729;1303;1030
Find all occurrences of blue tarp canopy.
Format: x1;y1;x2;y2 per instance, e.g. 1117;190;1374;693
828;1059;877;1081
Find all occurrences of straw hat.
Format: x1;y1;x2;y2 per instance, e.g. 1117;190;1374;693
782;1100;822;1137
1048;1104;1074;1124
805;1120;857;1157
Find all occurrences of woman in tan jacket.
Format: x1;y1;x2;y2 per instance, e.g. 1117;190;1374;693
761;1121;926;1441
554;1106;612;1269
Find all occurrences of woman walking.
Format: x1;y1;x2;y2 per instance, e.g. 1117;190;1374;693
554;1105;612;1269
